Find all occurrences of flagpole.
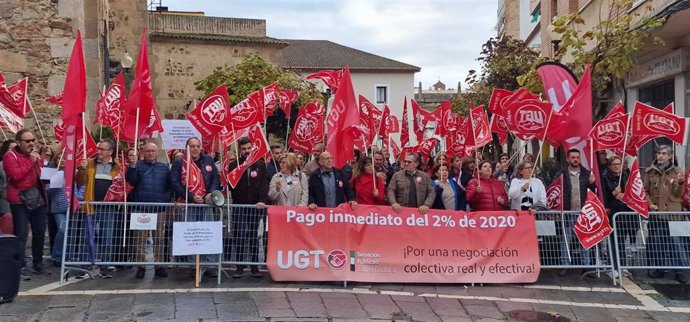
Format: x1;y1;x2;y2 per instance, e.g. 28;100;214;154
81;114;87;160
57;147;66;169
122;152;128;248
618;112;632;187
133;108;140;158
185;145;190;222
26;97;48;146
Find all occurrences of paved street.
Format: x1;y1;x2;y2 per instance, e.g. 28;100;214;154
3;265;690;321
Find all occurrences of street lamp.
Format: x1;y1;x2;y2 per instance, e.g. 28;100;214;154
121;52;133;70
546;23;562;55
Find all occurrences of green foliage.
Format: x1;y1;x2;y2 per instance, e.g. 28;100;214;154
194;55;324;140
548;0;664;92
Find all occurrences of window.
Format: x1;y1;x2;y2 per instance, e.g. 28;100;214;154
375;86;388;104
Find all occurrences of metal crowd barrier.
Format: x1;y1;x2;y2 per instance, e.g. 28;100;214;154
59;202;267;285
535;211;616;284
612;212;690;285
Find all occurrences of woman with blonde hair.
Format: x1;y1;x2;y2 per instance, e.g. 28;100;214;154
268;153;308;206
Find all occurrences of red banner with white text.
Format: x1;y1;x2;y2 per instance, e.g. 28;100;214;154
267;204;540;283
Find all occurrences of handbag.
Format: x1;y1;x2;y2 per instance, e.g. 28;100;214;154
19;186;46;211
19;164;46;211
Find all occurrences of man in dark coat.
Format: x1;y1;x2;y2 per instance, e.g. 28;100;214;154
308;151;357;210
228;137;268;278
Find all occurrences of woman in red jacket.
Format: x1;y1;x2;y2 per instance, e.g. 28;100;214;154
350;157;385;205
466;160;509;211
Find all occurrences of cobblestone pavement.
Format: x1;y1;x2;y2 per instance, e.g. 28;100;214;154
2;265;690;321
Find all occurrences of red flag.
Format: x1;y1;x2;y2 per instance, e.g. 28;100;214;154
546;174;564;211
187;84;230;138
326;66;359;168
537;62;578;109
262;82;279;117
447;116;469;157
378;104;391;141
278;88;299;117
387;114;400;133
0;103;23;133
181;154;207;198
631;101;688;145
470;105;492;148
574;190;613;250
503;98;552;141
54;121;66;141
620;158;649;219
588;113;628;151
7;78;31;118
121;29;162;142
390;139;401;158
623;103;674;156
401;97;410;147
228;87;267;131
433;101;456;137
490;114;509;145
306;70;342;93
560;64;593;162
415;137;439;158
103;172;133;202
0;74;22;117
226;124;269;188
45;91;64;105
488;88;514;116
61;31;86;123
354;95;378;146
411;99;434;143
288;99;325;154
218;126;248;147
608;101;626;117
94;72;125;132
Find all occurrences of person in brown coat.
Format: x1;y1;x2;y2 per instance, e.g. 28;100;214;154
643;145;688;283
387;153;436;214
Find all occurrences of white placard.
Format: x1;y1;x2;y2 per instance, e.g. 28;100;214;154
40;167;58;180
159;120;202;150
536;220;556;236
172;221;223;256
669;221;690;237
49;171;65;188
130;213;158;230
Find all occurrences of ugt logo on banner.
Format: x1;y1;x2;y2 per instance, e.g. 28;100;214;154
574;190;612;250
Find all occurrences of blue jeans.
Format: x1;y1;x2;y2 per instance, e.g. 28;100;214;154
560;215;593;266
51;212;66;261
11;203;48;268
95;205;116;268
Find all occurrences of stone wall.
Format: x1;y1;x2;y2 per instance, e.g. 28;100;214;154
149;14;266;37
0;0;104;144
150;39;283;119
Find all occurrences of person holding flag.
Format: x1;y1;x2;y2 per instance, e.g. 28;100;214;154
227;136;268;279
75;138;121;278
558;148;597;277
600;155;634;277
125;142;171;279
170;137;221;278
643;145;688;284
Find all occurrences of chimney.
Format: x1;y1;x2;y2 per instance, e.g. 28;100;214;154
457;82;462;94
418;81;422;94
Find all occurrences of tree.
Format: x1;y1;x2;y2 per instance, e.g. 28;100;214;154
458;36;543;157
523;0;663;108
194;55;323;141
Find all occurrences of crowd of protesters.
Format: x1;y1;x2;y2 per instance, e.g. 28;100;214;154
0;129;687;284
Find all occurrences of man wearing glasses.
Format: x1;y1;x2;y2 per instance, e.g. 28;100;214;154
387;153;435;214
5;129;50;279
600;155;634;278
76;138;120;278
643;145;688;283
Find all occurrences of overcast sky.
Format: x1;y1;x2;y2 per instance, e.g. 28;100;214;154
160;0;498;90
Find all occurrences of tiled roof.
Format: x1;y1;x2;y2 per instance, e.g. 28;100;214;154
149;32;289;47
280;39;420;73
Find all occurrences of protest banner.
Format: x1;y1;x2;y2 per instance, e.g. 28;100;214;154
172;221;223;256
160;120;202;150
267;204;540;283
